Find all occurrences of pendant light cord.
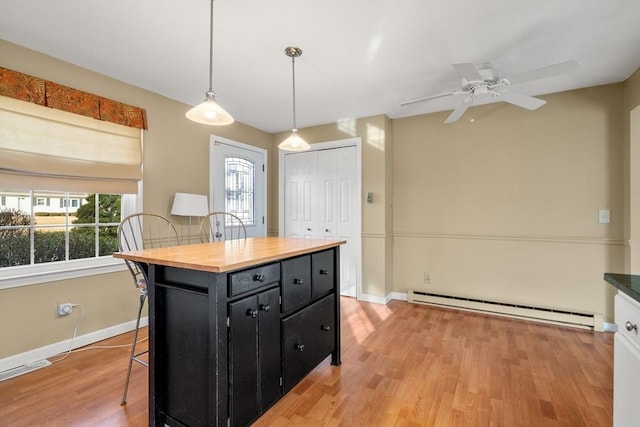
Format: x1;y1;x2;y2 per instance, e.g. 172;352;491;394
208;0;214;93
291;54;297;130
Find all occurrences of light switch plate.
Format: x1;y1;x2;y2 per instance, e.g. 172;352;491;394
598;209;610;224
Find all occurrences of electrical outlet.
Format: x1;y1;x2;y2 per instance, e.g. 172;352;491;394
57;303;73;316
423;272;432;284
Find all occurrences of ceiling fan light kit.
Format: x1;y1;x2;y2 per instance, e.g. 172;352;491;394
186;0;234;126
401;60;580;124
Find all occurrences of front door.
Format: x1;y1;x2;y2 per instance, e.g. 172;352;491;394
210;136;266;237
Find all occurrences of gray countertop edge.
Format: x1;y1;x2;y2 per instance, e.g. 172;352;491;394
604;273;640;304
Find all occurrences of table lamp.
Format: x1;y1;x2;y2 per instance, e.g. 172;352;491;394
170;192;209;243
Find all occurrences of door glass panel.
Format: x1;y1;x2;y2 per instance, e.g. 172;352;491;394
225;157;254;226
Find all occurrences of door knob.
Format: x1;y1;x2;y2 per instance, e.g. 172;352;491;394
307;228;312;231
259;304;270;312
321;325;331;331
626;321;638;332
319;269;329;275
293;278;304;285
253;274;266;282
246;309;258;318
325;229;330;232
295;344;305;352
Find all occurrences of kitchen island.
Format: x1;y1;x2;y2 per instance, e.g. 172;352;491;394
114;236;345;427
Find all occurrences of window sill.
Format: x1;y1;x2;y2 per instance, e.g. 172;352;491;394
0;257;127;289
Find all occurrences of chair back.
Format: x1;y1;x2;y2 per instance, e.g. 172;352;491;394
199;211;247;242
117;213;180;288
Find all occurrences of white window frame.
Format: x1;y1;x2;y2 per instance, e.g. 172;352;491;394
0;184;142;290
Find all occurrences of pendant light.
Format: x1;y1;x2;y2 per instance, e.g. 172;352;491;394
279;47;310;151
186;0;234;126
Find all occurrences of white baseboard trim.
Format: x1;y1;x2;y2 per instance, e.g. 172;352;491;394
388;292;408;302
0;317;148;373
357;292;407;305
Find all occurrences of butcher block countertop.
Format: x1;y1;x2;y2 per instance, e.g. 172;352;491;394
113;236;346;273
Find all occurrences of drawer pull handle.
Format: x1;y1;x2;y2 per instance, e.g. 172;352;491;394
293;278;304;285
321;325;331;331
259;304;270;312
296;344;305;352
319;269;329;275
253;274;265;282
246;309;258;318
626;321;638;332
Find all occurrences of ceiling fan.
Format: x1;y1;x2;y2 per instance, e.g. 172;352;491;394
400;60;580;123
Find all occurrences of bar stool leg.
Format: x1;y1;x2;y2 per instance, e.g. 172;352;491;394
121;290;146;406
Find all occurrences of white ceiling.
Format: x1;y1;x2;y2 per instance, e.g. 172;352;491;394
1;1;639;133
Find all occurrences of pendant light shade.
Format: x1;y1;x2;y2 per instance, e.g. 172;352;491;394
279;47;310;151
279;129;310;151
186;0;234;126
186;91;234;125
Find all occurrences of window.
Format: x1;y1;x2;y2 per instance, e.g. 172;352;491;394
225;157;255;226
0;191;126;267
0;94;143;288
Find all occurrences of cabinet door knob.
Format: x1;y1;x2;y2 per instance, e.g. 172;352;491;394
259;304;270;312
253;274;265;282
321;325;331;331
325;229;330;232
295;344;305;352
293;278;304;285
246;309;258;318
319;269;329;275
307;228;312;232
626;321;638;332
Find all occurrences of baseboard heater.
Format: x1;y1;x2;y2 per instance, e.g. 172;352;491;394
408;290;604;332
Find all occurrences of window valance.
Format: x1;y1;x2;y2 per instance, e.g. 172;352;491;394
0;67;147;130
0;96;142;194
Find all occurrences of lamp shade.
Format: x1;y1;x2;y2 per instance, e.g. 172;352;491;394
278;129;311;151
185;92;234;126
171;193;209;217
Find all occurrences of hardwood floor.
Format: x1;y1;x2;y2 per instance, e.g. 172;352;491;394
0;297;613;426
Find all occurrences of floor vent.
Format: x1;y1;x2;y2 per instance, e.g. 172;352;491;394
0;359;51;382
408;290;603;331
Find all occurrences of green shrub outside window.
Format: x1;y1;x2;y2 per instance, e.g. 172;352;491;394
0;193;121;268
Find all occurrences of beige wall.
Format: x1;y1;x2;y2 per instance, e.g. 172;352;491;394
0;40;273;358
392;84;628;321
626;69;640;273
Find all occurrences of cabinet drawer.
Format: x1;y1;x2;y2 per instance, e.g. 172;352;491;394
615;293;640;349
312;250;335;298
282;294;335;392
281;255;312;313
229;263;280;297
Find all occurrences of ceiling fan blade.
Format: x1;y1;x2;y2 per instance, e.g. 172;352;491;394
444;100;471;123
452;63;484;82
508;60;580;85
499;90;546;110
400;91;456;106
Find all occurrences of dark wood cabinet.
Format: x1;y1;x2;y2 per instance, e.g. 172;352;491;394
281;255;312;314
116;237;343;427
282;294;335;392
229;286;281;426
312;250;335;297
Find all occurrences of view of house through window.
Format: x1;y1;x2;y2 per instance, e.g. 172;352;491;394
0;191;122;268
225;157;255;226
